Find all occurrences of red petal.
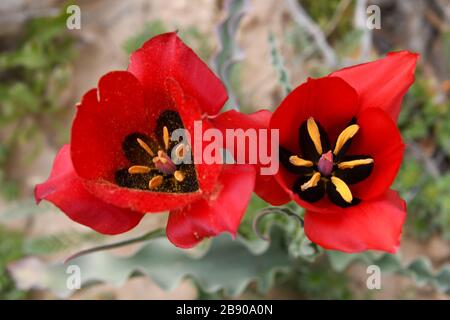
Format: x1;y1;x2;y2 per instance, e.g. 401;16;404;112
271;77;359;153
166;164;255;248
212;109;290;205
348;108;404;200
330;51;418;122
254;175;291;206
304;190;406;253
71;71;147;181
128;32;228;116
71;71;220;213
35;145;144;235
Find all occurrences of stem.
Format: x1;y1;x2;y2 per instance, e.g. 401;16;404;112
252;207;304;241
64;228;166;263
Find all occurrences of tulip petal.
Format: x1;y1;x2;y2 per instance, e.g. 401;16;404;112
166;164;255;248
35;145;144;235
330;51;418;122
212;109;291;205
128;32;228;116
304;190;406;253
348;108;404;200
271;77;359;154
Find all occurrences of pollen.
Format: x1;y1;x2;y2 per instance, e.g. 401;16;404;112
149;175;164;189
136;138;155;157
289;155;313;167
338;158;374;170
128;165;151;174
301;172;321;191
331;176;353;203
174;170;185;182
334;124;359;155
307;117;323;155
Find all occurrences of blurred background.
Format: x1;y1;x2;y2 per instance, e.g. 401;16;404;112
0;0;449;300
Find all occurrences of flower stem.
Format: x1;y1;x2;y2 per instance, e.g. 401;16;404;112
252;207;304;241
64;228;166;263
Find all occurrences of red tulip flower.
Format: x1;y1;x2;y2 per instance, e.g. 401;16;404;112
264;51;418;253
35;33;256;248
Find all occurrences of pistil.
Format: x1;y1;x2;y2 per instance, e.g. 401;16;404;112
317;150;334;176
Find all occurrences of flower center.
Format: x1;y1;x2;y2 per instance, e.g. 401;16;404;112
280;117;375;208
317;150;333;176
115;110;198;193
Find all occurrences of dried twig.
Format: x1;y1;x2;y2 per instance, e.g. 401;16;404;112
284;0;338;67
324;0;352;36
408;143;441;179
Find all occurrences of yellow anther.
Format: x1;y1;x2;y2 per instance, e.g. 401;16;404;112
136;138;155;157
128;165;151;174
333;124;359;155
338;158;374;170
331;176;353;203
289;155;314;167
307;117;323;155
300;172;321;191
148;175;163;189
174;170;185;182
163;126;169;150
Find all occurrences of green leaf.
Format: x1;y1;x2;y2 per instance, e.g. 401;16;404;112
211;0;250;111
12;226;292;298
268;33;292;95
327;251;450;294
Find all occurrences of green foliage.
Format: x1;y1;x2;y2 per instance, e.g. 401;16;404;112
295;257;352;299
0;10;75;200
14;226;292;298
396;77;450;240
300;0;354;39
211;0;250;111
0;225;27;299
327;251;450;295
268;33;292;95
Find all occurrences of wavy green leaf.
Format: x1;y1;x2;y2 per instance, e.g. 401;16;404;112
327;251;450;294
11;226;292;298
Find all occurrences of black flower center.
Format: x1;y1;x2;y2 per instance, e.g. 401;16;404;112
115;110;199;193
280;117;374;208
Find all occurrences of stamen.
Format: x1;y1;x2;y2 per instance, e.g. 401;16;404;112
307;117;323;155
136;138;155;157
163;126;169;150
289;155;313;167
174;170;185;182
331;176;353;203
128;165;152;174
300;172;321;191
149;175;163;189
334;124;359;155
338;158;374;170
